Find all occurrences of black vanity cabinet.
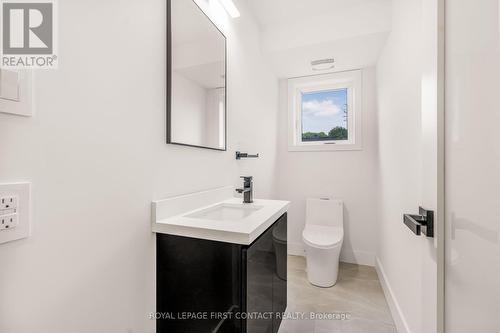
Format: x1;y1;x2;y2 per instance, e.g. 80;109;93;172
156;213;287;333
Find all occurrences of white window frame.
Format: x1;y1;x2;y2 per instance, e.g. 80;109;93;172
287;70;362;151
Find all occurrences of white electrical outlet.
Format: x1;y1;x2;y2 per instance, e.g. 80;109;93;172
0;213;18;230
0;183;30;244
0;195;18;210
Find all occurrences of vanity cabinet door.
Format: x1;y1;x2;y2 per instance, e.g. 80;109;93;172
243;225;275;333
156;234;242;333
271;215;287;333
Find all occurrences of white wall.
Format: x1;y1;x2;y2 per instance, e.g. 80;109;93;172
0;0;278;332
247;0;392;53
247;0;391;79
171;73;224;148
445;0;500;331
204;87;225;148
171;72;207;146
276;68;379;266
259;2;391;53
266;32;390;79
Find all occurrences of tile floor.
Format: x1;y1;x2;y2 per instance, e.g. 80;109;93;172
279;256;397;333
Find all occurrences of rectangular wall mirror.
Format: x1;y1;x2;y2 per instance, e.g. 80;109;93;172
167;0;227;151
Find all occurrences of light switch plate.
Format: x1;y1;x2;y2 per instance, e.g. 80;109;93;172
0;69;32;117
0;183;31;244
0;69;20;101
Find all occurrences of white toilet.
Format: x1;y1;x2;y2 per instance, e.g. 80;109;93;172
302;198;344;287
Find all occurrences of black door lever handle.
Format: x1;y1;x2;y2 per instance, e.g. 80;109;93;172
403;207;434;238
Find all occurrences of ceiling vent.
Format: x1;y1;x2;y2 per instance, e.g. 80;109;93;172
311;58;335;71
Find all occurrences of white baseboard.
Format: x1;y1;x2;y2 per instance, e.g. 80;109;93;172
340;249;375;266
288;242;375;267
375;257;411;333
288;242;305;256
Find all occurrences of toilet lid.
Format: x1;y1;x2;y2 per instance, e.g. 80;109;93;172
303;225;343;249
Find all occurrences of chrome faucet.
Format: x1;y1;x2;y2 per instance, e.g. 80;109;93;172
236;176;253;203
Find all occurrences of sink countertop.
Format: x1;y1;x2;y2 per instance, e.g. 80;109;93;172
152;193;289;245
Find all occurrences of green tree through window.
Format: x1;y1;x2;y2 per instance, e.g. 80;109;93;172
328;126;348;140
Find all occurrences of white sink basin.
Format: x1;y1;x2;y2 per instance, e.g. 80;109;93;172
152;186;290;244
186;203;263;221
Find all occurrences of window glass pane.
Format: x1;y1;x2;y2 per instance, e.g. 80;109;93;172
301;88;348;142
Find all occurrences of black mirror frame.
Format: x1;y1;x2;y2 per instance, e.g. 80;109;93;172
166;0;228;151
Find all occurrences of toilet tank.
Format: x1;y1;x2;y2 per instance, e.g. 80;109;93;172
306;198;343;228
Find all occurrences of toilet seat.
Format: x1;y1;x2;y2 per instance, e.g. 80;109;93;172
302;225;343;249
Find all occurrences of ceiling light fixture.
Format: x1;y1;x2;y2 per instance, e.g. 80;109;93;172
311;58;335;71
218;0;240;18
